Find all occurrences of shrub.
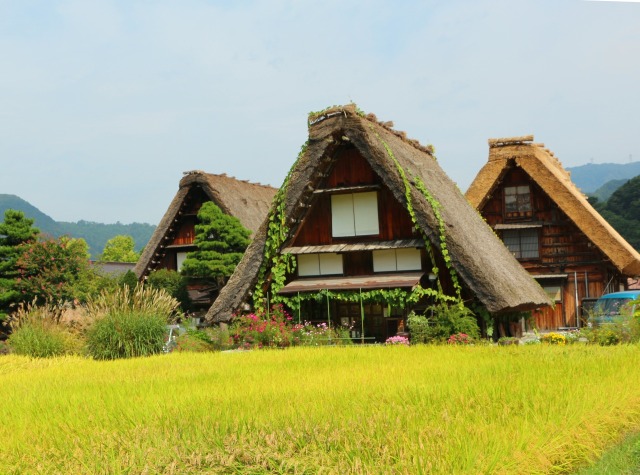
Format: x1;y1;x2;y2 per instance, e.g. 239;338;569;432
86;311;167;359
146;269;191;311
580;313;640;346
174;328;215;353
204;325;233;351
407;312;430;344
408;304;479;344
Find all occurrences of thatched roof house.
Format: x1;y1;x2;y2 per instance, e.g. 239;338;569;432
207;105;549;324
467;136;640;276
134;171;277;281
466;136;640;329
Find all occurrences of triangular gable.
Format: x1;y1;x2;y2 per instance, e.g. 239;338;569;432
466;136;640;276
207;106;550;322
134;171;276;279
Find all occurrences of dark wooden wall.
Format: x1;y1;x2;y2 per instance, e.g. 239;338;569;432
479;164;623;329
292;149;414;247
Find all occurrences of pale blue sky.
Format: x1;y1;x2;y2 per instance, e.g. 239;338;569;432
1;0;639;224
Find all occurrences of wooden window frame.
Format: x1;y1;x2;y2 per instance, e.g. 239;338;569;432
502;228;540;259
331;191;380;238
504;185;533;219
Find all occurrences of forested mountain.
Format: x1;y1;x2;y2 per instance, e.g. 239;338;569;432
567;162;640;193
590;179;629;203
0;194;155;258
590;176;640;251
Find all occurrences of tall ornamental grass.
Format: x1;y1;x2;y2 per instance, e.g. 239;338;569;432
3;345;640;473
6;302;80;358
85;284;180;360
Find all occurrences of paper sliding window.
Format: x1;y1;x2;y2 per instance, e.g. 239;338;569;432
297;253;344;276
331;192;379;237
373;248;422;272
176;252;188;271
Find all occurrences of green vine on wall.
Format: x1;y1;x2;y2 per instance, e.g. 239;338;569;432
413;177;462;300
279;286;456;314
369;125;462;303
252;141;308;312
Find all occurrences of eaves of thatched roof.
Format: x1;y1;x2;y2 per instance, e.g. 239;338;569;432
466;136;640;276
134;171;277;279
207;105;550;322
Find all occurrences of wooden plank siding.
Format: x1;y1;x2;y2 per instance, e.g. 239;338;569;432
479;165;624;330
291;149;416;246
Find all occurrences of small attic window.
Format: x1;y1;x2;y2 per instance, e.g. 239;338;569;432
331;192;380;238
504;185;532;219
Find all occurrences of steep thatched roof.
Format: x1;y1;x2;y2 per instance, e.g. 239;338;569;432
134;171;277;279
207;105;550;322
466;136;640;276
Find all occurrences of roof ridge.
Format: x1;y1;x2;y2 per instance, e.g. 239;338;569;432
308;103;435;156
488;135;534;147
181;170;276;190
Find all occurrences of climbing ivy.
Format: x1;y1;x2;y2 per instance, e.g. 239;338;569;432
368;124;462;303
252;142;308;312
279;286;456;314
413;176;462;299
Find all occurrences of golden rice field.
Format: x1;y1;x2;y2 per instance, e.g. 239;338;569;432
2;345;640;474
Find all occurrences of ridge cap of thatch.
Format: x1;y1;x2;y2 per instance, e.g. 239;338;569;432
488;135;534;148
308;103;435;156
179;170;275;191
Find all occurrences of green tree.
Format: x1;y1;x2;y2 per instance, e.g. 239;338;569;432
600;176;640;250
0;210;40;321
180;202;251;288
15;236;92;306
99;235;140;262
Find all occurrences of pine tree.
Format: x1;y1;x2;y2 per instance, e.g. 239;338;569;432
180;202;251;287
0;210;40;320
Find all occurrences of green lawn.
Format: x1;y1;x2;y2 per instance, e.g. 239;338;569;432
2;345;640;474
575;431;640;474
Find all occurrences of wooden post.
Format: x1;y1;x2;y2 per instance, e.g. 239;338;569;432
360;288;365;344
326;291;332;344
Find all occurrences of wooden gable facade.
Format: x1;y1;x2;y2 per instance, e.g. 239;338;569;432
466;136;640;330
134;171;277;310
279;146;445;342
207;106;550;335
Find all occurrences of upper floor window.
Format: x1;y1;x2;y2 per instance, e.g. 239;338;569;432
504;185;532;218
503;228;539;259
331;192;379;237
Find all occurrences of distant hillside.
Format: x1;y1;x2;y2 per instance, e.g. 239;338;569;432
567;162;640;193
0;194;155;258
590;178;630;203
595;176;640;251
